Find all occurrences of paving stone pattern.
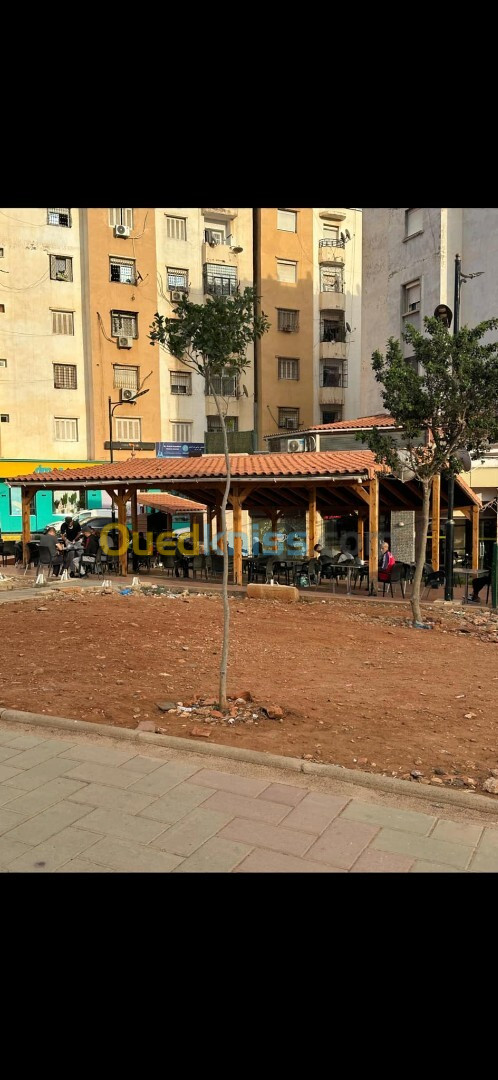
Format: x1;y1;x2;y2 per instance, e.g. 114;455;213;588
0;727;497;873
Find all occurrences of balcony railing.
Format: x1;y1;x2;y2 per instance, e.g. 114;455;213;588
203;269;239;297
205;376;239;397
319;238;345;249
320;324;346;343
320;364;348;389
321;281;344;293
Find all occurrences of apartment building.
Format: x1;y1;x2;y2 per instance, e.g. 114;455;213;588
255;207;362;446
361;207;498;552
155;208;255;448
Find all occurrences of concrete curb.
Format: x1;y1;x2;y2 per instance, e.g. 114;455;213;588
1;706;497;815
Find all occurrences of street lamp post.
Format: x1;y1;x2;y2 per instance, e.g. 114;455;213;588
108;389;150;522
444;255;484;601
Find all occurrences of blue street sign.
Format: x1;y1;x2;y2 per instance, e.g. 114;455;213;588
156;442;205;458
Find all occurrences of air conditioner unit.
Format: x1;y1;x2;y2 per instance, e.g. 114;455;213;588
117;336;132;349
171;289;187;302
120;388;136;402
287;438;306;453
114;224;130;238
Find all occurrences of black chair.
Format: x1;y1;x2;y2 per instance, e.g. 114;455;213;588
423;569;445;598
382;563;406;598
36;545;53;578
23;541;40;573
192;555;209;581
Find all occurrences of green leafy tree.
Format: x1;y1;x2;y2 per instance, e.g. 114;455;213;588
149;288;269;707
363;317;498;626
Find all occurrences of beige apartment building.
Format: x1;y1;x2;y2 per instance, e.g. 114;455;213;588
255;207;362;446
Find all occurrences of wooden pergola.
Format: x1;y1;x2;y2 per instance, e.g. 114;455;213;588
10;451;482;581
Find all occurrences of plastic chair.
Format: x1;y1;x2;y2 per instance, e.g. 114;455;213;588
382;564;406;598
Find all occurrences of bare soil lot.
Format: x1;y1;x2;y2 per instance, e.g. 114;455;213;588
1;590;497;795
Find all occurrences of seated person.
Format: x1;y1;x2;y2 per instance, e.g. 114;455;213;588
174;540;190;579
71;527;100;577
38;527;65;573
469;571;492;603
378;540;395;582
313;543;334;578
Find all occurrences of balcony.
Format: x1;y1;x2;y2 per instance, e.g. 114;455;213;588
319;385;345;406
205;373;239;399
203;264;239;297
201;208;238;220
320;339;347;361
201;240;238;268
319;287;346;312
319;239;345;266
319;362;347;405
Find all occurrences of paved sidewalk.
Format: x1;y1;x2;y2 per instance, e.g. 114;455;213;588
0;722;497;872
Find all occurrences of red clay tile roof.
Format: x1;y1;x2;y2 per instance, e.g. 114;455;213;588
8;451;382;484
309;414;397;432
137;492;206;513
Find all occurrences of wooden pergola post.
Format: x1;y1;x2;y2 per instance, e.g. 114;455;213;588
472;505;480;571
358;515;365;561
271;511;279;552
308;486;317;557
432;474;441;571
232;489;243;585
369;475;379;592
22;486;34;565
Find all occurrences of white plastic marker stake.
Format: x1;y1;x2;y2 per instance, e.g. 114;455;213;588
101;579;112;589
132;576;140;587
60;569;69;581
35;573;45;586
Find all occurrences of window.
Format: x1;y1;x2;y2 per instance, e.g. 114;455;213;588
115;417;141;442
54;417;78;441
207;367;238;397
170;371;192;396
405;208;424;238
167;267;188;290
110;257;136;284
53;364;77;389
323;224;339;242
320;267;343;292
277;209;297;233
0;359;7;368
0;304;5;313
403;280;421;315
166;215;187;241
278;358;299;381
207;415;238;433
278;407;300;430
276;259;297;284
277;308;299;332
204;223;227;245
171;422;193;443
320;318;345;342
9;488;35;514
1;413;9;422
109;208;134;229
321;409;342;425
203;264;238;296
48;207;71;227
52;309;74;335
50;255;73;282
0;248;4;257
111;311;138;338
113;365;139;391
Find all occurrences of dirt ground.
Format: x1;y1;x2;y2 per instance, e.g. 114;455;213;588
1;589;497;795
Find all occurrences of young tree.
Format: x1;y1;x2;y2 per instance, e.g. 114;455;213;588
364;316;498;627
149;288;269;707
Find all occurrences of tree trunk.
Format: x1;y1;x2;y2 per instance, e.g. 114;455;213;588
210;382;230;709
411;479;431;626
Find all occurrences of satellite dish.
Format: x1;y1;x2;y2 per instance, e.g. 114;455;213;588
340;231;346;243
346;322;352;334
345;229;351;241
